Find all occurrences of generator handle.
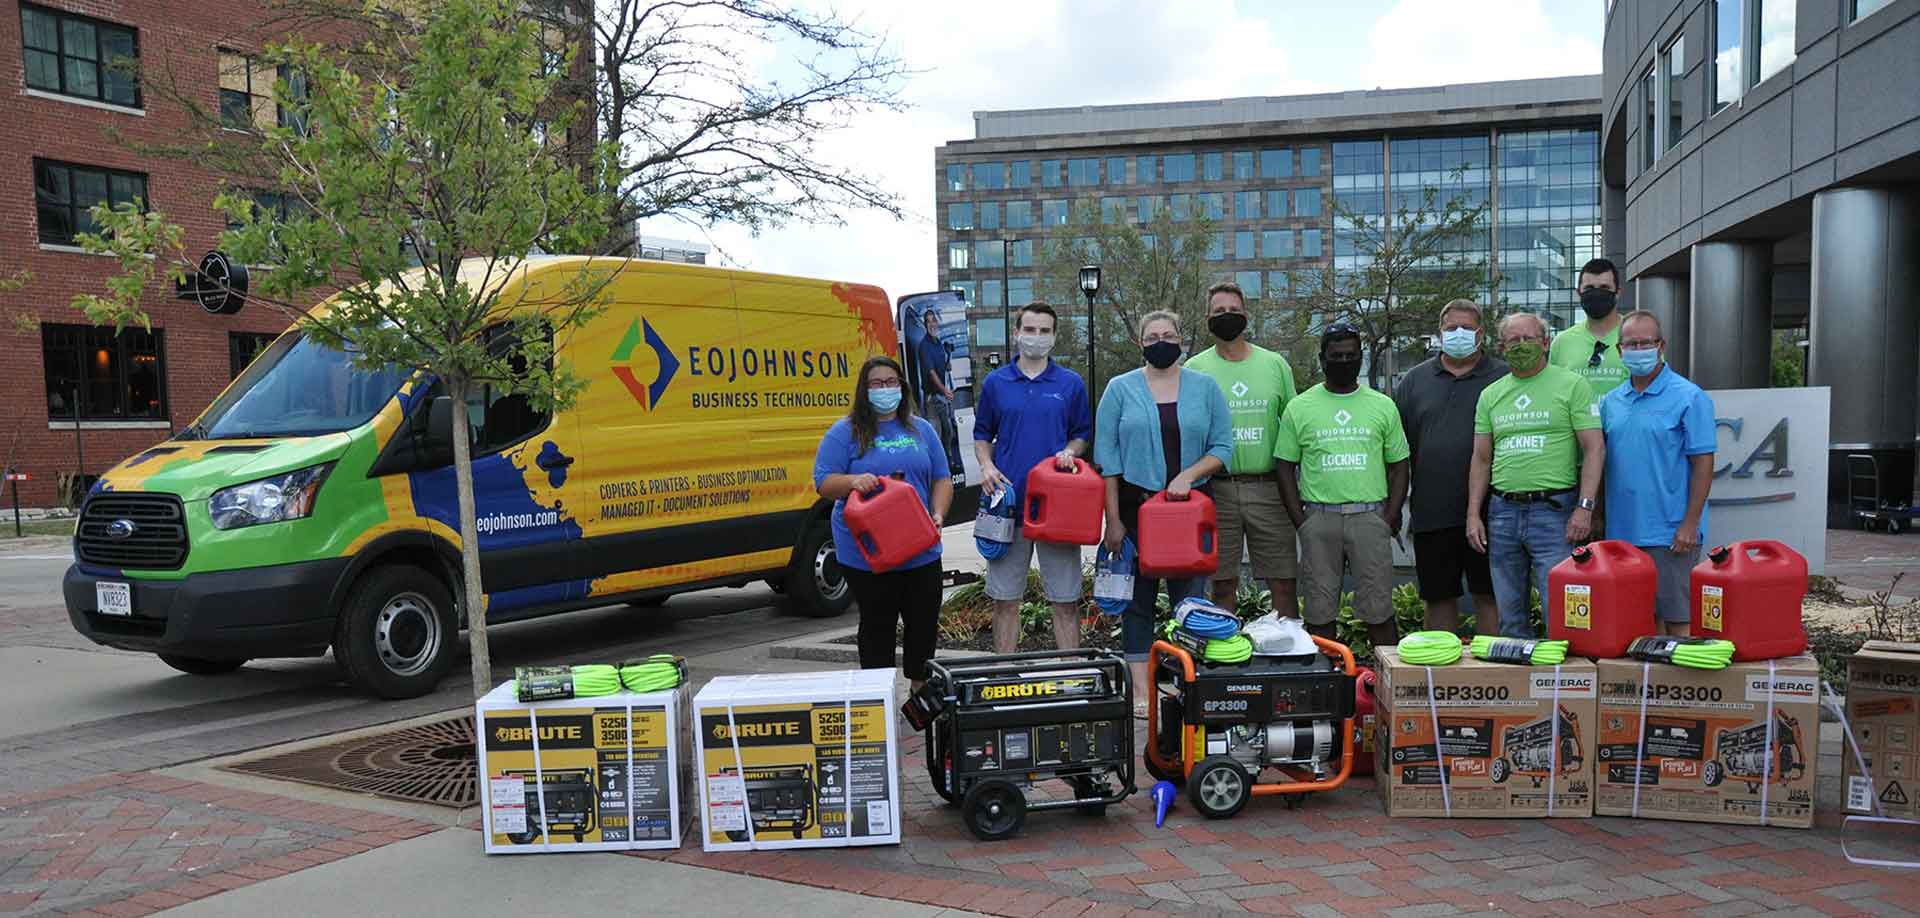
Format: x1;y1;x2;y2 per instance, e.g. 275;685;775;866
1311;635;1358;676
1150;640;1197;683
928;648;1129;683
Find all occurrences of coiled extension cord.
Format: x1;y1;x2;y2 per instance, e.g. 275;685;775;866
619;654;686;692
1397;631;1465;665
1469;636;1570;665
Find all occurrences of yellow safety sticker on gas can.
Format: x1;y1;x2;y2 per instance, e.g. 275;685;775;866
1700;585;1724;632
1563;584;1592;630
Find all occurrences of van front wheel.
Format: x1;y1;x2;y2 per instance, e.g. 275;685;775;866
335;566;457;699
788;519;852;618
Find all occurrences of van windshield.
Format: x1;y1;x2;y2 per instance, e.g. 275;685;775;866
185;333;411;440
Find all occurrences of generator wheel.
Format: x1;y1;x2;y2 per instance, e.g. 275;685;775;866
1702;760;1724;787
962;779;1026;841
1144;752;1185;786
1490;757;1511;784
1189;756;1250;820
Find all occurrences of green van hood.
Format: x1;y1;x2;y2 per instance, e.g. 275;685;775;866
96;434;358;502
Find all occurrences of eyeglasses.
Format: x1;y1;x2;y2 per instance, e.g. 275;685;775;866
866;379;902;390
1589;340;1609;368
1620;337;1660;350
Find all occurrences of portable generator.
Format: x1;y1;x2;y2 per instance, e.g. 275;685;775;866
719;765;816;841
903;649;1134;840
1708;710;1806;793
1495;706;1584;787
1145;636;1357;819
501;768;597;845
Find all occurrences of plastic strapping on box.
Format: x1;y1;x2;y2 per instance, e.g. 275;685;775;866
1759;659;1776;827
722;701;756;847
1823;680;1881;819
624;697;636;844
841;671;854;842
1631;661;1651;819
1547;663;1561;818
1814;680;1920;868
1424;665;1451;817
529;707;549;849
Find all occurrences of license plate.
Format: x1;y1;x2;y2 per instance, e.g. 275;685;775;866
96;581;132;617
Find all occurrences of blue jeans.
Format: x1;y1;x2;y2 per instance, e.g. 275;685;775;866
1123;573;1206;662
1487;493;1575;638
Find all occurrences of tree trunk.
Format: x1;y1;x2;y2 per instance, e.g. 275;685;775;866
448;376;493;699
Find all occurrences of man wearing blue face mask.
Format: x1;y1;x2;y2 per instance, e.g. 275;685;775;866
1394;300;1508;633
1599;310;1716;636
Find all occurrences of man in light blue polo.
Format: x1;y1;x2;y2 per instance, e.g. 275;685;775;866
1600;310;1716;636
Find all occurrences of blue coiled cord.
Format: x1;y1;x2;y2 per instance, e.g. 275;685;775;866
1172;598;1241;640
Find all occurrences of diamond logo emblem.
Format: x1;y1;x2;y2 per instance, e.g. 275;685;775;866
1231;381;1250;398
1514;394;1533;411
1333;409;1353;426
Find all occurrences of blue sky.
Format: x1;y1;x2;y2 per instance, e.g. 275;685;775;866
634;0;1606;301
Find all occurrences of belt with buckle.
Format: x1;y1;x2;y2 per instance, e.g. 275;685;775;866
1219;473;1272;482
1492;488;1573;503
1305;501;1383;514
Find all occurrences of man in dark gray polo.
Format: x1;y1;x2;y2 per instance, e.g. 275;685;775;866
1394;300;1508;634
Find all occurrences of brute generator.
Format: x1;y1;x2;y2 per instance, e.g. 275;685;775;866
1495;706;1584;787
1145;636;1358;819
902;650;1134;840
501;768;597;845
719;765;816;842
1708;710;1807;793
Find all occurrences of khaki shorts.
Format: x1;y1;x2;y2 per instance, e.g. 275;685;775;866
1211;475;1299;581
1297;507;1395;626
984;529;1085;603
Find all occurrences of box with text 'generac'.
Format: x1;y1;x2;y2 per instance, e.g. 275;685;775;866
1374;648;1596;818
1845;642;1920;821
1594;656;1818;828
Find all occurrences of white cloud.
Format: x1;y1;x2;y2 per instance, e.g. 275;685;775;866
1365;0;1601;89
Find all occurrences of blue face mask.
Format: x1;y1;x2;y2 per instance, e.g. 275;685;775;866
1621;347;1661;376
1440;327;1479;359
869;386;902;414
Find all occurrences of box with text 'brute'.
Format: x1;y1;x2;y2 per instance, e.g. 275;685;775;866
475;682;686;854
1845;642;1920;821
1595;656;1818;828
1374;648;1596;818
693;668;901;851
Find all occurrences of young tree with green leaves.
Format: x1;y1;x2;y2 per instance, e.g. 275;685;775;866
71;0;618;698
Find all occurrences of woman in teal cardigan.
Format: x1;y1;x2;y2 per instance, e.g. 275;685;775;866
1094;310;1233;712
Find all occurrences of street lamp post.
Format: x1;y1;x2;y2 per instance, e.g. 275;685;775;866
1079;264;1102;460
1002;238;1014;366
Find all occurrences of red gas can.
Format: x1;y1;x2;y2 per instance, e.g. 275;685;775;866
1135;490;1217;578
1691;540;1808;661
1352;667;1377;777
843;478;938;573
1022;457;1105;545
1547;540;1657;658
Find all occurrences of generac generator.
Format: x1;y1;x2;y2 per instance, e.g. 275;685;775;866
902;649;1134;840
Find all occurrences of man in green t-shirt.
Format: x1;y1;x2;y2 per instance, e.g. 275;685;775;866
1549;257;1629;394
1467;311;1605;639
1186;281;1299;614
1274;323;1409;649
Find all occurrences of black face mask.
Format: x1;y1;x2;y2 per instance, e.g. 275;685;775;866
1580;288;1618;320
1142;340;1182;369
1208;312;1248;342
1322;356;1361;388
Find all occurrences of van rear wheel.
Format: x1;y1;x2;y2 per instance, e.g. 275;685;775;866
788;518;852;618
334;565;457;699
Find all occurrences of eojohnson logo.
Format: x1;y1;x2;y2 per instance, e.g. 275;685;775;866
609;316;856;412
610;318;680;410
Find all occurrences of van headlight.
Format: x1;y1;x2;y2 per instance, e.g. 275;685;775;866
209;463;334;530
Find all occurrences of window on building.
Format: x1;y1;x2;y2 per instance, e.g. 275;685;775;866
42;323;166;421
1234;231;1255;259
1300;148;1322;177
1008;277;1034;305
1266;189;1287;217
1754;0;1794;85
1006;200;1033;229
972;162;1006;190
1136;155;1157;184
973;316;1005;347
1169;194;1191;221
1106;156;1127;185
1294;188;1322;219
1642;64;1658;170
1260;149;1292;179
1140;234;1157;251
945;164;967;192
1042;199;1069;226
34;159;148;247
1203;152;1224;182
948;202;973;230
1235;271;1262;300
1205;233;1225;261
1300;229;1323;258
1041;160;1062;187
219;50;305;132
20;4;140;108
1011;239;1034;267
981;279;1003;306
979;201;1000;231
1235;190;1260;219
1852;0;1894;20
1164;154;1196;183
226;189;310;261
1200;192;1226;220
1101;196;1127;223
228;332;277;380
1663;35;1685;151
1263;230;1294;258
977;240;1007;269
948;243;971;270
1136;195;1160;222
1266;271;1290;300
1233;151;1255;181
949;280;976;302
1712;0;1741;113
1010;161;1032;188
1067;158;1100;186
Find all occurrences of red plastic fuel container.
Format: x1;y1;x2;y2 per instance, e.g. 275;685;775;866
1547;540;1657;658
1022;457;1105;545
1691;539;1808;661
1135;490;1217;577
843;478;938;573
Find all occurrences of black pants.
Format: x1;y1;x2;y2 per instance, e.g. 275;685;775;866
845;560;943;680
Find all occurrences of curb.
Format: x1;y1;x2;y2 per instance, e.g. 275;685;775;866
767;625;997;664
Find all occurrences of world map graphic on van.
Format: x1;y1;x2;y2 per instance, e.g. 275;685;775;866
610;318;680;410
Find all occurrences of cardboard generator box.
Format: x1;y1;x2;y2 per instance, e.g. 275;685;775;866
1374;648;1596;818
475;683;686;854
693;668;901;852
1594;655;1819;828
1845;641;1920;820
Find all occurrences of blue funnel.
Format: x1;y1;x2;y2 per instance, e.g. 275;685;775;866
1151;780;1177;828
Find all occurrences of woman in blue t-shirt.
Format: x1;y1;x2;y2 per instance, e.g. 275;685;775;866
812;356;954;690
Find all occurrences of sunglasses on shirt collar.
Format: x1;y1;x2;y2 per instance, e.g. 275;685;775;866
1589;340;1608;368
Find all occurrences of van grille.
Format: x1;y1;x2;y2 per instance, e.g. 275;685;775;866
76;493;189;570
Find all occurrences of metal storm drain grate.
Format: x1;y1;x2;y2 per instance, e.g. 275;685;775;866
224;715;478;808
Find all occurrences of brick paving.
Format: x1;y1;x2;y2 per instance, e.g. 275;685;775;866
0;772;437;916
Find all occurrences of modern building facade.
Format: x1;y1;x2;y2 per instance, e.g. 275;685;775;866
933;76;1604;369
1603;0;1920;515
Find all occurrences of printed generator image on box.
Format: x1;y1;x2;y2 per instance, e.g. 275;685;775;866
475;683;685;854
694;669;901;851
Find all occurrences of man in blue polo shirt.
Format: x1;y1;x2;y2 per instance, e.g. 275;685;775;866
974;302;1093;653
1600;310;1716;636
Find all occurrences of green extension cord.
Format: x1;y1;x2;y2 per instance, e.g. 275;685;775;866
1397;631;1465;665
1469;636;1570;665
567;664;624;697
618;654;686;692
1160;622;1254;663
1628;636;1737;669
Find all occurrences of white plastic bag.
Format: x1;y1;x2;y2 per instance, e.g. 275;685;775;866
1243;610;1315;656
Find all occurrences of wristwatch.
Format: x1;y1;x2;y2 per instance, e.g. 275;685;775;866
1577;497;1597;511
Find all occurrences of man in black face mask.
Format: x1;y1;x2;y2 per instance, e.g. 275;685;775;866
1550;257;1629;393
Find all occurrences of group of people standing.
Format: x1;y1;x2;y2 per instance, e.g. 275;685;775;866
811;257;1715;715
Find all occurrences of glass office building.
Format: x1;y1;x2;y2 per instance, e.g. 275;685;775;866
936;77;1603;363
